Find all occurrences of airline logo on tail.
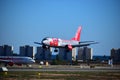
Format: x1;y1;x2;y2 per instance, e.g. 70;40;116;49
72;26;82;41
34;26;98;52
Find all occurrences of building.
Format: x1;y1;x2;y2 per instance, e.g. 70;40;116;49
35;47;43;60
0;46;4;56
78;47;93;61
35;46;51;61
20;46;26;56
58;48;68;61
27;46;35;58
44;48;52;60
0;45;13;56
19;45;34;58
72;48;77;61
111;48;120;64
77;48;83;60
58;48;77;62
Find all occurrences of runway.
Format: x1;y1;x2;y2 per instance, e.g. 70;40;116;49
8;65;120;72
2;65;120;80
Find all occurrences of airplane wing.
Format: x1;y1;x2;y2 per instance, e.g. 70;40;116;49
46;42;98;48
34;41;98;48
72;42;99;47
34;42;42;45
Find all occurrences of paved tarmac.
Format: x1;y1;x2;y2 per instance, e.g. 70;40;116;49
8;65;120;72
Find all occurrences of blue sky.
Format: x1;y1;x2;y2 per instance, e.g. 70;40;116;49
0;0;120;55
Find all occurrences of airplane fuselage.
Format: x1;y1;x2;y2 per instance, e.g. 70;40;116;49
43;37;79;47
0;56;35;66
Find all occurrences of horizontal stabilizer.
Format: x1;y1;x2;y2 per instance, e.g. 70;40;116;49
79;41;95;44
72;42;99;47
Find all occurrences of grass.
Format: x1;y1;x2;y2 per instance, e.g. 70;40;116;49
0;71;120;80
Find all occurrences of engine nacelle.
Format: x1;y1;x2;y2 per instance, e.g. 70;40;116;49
65;45;73;50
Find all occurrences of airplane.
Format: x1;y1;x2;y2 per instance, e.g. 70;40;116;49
34;26;98;52
0;56;35;67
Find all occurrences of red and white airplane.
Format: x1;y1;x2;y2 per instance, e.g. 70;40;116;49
0;56;35;67
34;26;98;52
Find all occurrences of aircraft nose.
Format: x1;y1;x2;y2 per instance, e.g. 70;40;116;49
31;59;35;63
33;60;35;63
42;40;49;45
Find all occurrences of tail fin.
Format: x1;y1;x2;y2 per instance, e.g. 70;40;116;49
71;26;82;41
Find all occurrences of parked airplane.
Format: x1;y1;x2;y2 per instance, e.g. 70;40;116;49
34;26;98;52
0;56;35;67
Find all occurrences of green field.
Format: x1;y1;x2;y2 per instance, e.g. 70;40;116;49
0;71;120;80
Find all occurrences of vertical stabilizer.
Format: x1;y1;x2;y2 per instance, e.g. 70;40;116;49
71;26;82;41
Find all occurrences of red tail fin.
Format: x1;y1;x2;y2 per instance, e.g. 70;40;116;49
71;26;82;41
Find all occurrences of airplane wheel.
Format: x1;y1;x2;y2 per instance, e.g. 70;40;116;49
42;46;46;49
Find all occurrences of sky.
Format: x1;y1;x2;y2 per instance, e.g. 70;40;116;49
0;0;120;56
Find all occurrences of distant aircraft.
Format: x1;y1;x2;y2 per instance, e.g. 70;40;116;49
34;26;98;52
0;56;35;67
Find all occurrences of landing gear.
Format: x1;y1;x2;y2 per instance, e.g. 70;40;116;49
42;45;50;49
65;45;70;52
